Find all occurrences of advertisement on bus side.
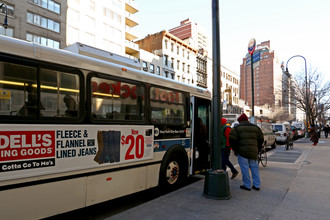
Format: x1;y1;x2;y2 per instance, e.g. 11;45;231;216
0;125;154;181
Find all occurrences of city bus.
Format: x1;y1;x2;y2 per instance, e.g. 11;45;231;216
0;36;212;219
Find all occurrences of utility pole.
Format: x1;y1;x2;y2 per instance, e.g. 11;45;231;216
203;0;231;200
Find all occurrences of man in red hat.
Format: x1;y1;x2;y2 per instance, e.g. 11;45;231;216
229;113;264;191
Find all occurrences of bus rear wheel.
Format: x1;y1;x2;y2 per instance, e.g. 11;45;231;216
159;153;187;191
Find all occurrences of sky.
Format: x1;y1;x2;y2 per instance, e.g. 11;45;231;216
136;0;330;83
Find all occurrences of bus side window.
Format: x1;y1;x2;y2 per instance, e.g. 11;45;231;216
149;86;185;125
90;76;145;122
0;61;38;117
40;68;80;118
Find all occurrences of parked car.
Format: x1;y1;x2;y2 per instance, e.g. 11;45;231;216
291;121;306;137
272;122;294;145
257;121;276;149
291;126;299;140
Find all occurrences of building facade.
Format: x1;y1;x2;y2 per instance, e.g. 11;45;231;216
136;31;198;85
0;0;67;48
169;19;210;88
66;0;139;59
240;40;283;108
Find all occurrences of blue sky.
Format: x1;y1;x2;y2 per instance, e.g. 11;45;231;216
136;0;330;83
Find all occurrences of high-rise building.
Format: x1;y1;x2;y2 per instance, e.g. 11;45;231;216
66;0;139;59
0;0;67;49
240;40;283;110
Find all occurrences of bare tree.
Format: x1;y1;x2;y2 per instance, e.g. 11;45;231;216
290;67;330;125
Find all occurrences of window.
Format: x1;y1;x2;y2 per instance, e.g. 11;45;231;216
171;58;174;68
177;46;179;55
157;66;160;75
182;49;185;57
91;76;145;121
182;63;185;72
0;26;13;37
27;12;60;32
171;43;174;52
0;3;14;16
142;61;148;71
177;60;180;70
26;33;60;49
28;0;61;14
187;65;190;73
150;64;154;73
0;60;81;119
150;87;186;124
164;55;168;66
164;40;168;49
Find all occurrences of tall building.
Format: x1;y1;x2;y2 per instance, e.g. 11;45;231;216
136;31;198;85
0;0;67;48
169;19;210;88
240;40;283;110
66;0;139;59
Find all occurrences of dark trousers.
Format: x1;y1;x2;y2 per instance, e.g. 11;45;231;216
325;131;328;138
221;148;238;174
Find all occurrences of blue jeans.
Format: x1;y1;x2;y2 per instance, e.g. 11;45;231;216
237;155;260;188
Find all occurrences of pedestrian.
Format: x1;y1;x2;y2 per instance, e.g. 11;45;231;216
310;124;319;145
220;118;239;179
324;125;329;139
229;113;264;191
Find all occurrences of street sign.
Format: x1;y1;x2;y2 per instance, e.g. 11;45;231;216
246;50;260;66
248;38;256;55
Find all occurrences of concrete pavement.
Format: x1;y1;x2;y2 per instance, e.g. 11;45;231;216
107;135;330;220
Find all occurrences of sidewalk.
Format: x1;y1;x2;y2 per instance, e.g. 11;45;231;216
108;136;330;220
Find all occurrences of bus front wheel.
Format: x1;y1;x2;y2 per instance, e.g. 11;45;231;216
159;153;187;191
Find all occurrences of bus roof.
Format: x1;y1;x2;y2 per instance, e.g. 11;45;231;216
0;36;211;99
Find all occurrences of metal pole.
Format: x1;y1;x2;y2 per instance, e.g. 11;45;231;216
251;53;254;116
210;0;221;172
203;0;231;200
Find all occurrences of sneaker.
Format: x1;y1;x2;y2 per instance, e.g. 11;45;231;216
231;172;238;179
240;185;251;191
252;185;260;191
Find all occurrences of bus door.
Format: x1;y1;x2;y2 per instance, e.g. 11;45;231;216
190;96;211;174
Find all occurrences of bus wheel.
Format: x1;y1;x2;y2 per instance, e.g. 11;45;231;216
159;153;187;191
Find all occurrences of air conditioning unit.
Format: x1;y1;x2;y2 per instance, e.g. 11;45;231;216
143;67;148;71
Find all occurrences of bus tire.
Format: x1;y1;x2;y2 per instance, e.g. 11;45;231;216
159;152;187;191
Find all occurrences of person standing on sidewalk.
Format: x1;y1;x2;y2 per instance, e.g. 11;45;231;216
221;118;239;179
323;125;329;139
229;113;264;191
310;124;319;145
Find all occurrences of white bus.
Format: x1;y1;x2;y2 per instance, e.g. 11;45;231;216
0;36;212;220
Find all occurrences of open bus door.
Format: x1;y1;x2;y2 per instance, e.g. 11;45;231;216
190;96;211;174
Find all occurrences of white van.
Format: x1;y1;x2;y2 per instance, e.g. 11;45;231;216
272;122;294;145
292;121;306;137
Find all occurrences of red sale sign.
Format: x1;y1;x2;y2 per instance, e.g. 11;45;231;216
0;131;55;161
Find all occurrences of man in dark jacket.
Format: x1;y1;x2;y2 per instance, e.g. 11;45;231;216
229;113;264;191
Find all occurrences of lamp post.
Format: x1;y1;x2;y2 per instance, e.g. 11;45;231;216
203;0;231;200
285;55;308;137
0;3;8;29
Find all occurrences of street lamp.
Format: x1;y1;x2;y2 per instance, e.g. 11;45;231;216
285;55;308;137
0;3;8;29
